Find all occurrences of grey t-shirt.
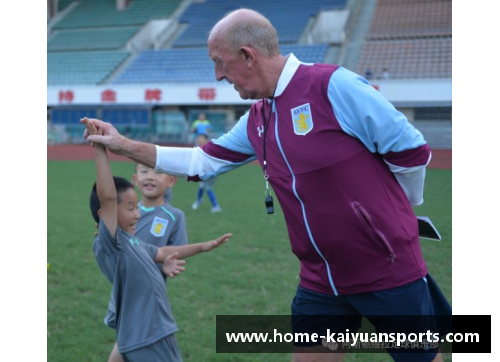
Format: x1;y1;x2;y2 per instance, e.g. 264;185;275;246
136;202;188;274
104;202;188;338
93;222;178;354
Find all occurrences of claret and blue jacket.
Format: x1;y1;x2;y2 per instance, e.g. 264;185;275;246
155;54;431;296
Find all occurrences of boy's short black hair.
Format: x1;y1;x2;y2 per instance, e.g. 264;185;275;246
89;176;134;223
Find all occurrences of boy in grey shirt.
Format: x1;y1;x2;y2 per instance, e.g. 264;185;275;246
84;119;231;362
107;164;190;361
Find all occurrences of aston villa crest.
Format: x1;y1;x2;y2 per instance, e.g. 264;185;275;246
291;103;314;136
150;216;169;237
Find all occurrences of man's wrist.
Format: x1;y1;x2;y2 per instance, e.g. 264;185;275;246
121;138;156;168
116;135;134;157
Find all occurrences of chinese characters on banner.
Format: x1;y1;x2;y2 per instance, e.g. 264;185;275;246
198;87;216;101
145;89;162;102
101;89;117;102
59;90;74;103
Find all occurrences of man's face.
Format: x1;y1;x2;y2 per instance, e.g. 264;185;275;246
208;39;257;100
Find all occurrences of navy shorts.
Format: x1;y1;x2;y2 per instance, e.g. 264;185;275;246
291;274;451;361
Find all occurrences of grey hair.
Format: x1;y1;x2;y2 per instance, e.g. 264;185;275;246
212;9;280;57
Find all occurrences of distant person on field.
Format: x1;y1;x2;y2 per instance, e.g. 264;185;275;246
191;133;221;213
191;112;212;146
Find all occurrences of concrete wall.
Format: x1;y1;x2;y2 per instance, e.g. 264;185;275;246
307;10;349;44
126;20;173;52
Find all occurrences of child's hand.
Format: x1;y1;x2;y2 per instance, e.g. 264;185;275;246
162;252;186;278
202;233;232;252
81;117;101;136
81;117;105;148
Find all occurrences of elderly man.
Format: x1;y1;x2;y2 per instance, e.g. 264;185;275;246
85;9;449;362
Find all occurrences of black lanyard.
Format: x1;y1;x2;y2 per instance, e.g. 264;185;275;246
261;98;274;214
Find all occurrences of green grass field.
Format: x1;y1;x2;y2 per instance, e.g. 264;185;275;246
47;160;451;361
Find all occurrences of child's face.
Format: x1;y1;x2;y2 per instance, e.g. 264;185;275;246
133;164;176;201
117;188;140;234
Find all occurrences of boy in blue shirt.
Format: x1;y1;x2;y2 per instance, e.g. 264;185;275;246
84;118;231;361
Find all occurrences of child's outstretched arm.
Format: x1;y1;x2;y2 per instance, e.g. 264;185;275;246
154;233;232;263
82;117;118;236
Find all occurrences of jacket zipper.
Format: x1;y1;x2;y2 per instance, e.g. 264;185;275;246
272;100;339;295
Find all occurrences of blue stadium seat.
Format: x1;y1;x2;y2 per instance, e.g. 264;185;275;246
113;45;329;84
48;51;129;85
174;0;347;47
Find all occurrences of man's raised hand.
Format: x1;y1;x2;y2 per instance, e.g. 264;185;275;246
81;117;127;154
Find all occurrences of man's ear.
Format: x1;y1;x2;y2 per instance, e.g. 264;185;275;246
97;208;102;218
240;46;256;66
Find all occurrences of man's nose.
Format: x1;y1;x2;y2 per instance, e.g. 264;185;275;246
215;67;224;81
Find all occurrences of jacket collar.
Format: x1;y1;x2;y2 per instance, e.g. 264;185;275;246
274;53;302;98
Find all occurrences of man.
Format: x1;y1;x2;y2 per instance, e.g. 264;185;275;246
85;9;449;362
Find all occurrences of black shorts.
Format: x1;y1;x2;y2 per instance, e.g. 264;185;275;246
291;274;451;361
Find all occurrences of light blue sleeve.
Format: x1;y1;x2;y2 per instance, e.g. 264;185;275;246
328;67;426;154
212;111;255;155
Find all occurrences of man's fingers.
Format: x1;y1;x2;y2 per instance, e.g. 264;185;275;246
87;135;103;143
87;135;108;144
81;117;105;126
81;117;118;137
81;117;100;138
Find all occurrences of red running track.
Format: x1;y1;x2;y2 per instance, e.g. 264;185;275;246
47;145;451;169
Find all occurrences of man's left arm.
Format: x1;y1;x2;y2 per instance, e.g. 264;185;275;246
155;111;257;180
328;68;431;206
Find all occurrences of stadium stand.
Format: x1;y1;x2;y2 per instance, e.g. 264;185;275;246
48;27;140;51
51;106;151;143
47;51;129;85
367;0;452;39
173;0;347;47
357;38;452;79
47;0;182;85
153;111;188;144
53;0;181;29
112;44;329;84
356;0;452;79
47;0;451;148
